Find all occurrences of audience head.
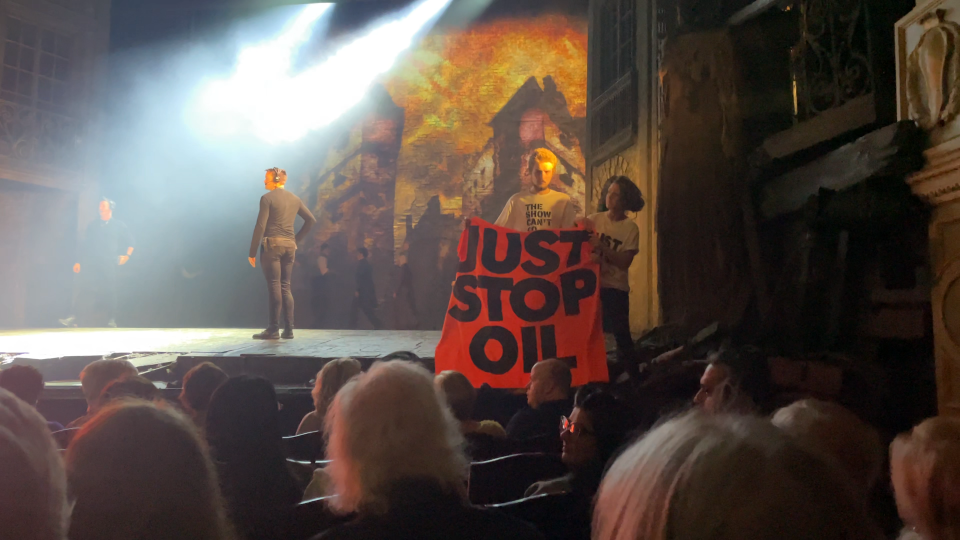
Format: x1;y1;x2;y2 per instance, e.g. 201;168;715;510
0;364;45;406
312;357;362;425
600;176;645;214
773;399;882;501
435;370;477;423
179;362;228;426
694;347;771;414
890;416;960;540
206;375;283;464
97;375;159;409
66;401;231;540
0;388;67;540
381;350;421;362
561;387;632;470
526;358;571;408
79;359;137;411
325;360;467;514
593;411;880;540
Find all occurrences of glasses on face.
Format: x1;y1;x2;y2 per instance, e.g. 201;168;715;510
560;416;595;437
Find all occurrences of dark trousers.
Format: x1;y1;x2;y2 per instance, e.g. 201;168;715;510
261;244;296;330
310;275;327;328
600;287;639;378
72;266;117;322
349;297;382;330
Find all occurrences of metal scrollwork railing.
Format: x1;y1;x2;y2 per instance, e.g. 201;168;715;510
0;99;80;170
791;0;874;121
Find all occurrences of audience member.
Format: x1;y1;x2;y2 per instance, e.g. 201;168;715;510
593;411;881;540
68;358;137;428
298;357;362;435
773;398;883;502
435;370;505;438
97;375;160;408
206;375;301;540
0;364;62;431
525;387;633;540
316;360;543;540
65;401;232;540
179;362;228;432
526;388;632;497
506;359;572;440
693;347;771;414
890;416;960;540
0;388;68;540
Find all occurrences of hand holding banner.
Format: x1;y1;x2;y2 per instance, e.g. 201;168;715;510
435;218;608;388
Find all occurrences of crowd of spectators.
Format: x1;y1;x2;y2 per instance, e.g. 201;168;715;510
0;349;957;540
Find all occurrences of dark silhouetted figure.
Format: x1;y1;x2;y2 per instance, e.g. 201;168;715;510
350;247;382;330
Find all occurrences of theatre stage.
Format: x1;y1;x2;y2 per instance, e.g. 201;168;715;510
0;328;442;387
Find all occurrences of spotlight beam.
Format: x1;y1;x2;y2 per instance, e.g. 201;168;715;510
195;0;453;143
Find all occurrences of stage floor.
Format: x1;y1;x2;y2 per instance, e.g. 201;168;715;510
0;328;442;362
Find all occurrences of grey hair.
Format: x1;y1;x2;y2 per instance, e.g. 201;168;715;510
324;361;468;514
0;388;68;540
772;399;882;501
593;411;881;540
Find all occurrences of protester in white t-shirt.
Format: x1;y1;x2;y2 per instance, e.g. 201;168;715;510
582;176;645;382
495;148;578;231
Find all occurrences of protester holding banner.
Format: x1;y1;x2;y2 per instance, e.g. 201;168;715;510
435;216;608;390
583;176;645;382
494;148;578;232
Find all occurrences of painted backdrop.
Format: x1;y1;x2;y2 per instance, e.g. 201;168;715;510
297;8;588;330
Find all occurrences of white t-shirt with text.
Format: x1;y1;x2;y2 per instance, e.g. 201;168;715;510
494;189;578;232
588;211;639;291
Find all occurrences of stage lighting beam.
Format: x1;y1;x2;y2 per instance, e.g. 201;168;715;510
194;0;453;143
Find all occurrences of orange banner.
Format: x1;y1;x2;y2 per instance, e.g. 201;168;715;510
435;218;608;388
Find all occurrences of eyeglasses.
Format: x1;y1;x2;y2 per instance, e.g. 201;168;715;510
560;416;595;437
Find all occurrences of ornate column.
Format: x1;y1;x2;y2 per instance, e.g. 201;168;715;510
898;0;960;415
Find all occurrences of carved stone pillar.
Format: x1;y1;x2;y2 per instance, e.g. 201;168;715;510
899;0;960;416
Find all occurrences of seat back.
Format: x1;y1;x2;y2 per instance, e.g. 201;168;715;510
287;496;354;540
487;492;581;540
468;453;566;505
465;433;562;461
51;427;81;449
282;430;325;464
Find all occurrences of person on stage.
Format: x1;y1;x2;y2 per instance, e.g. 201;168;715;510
311;243;331;328
248;167;316;340
350;247;382;330
494;148;578;232
60;198;134;328
582;176;645;382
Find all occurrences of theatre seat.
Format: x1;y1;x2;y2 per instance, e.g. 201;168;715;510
465;433;562;461
283;430;325;464
468;453;566;505
487;492;581;540
287;496;354;540
51;427;81;449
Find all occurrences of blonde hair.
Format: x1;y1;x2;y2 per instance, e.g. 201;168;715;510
79;359;137;408
325;361;468;514
66;400;233;540
312;357;362;421
434;370;476;422
890;416;960;540
593;411;880;540
266;167;287;185
772;399;882;500
0;388;67;540
528;148;558;172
